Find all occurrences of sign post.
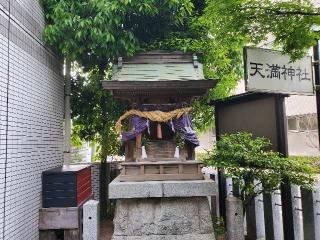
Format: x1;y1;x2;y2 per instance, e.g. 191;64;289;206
244;47;314;95
313;42;320;149
243;47;316;240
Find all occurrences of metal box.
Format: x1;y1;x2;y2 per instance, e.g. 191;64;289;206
42;165;92;208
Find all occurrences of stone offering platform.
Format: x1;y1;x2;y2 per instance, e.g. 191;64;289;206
109;178;217;240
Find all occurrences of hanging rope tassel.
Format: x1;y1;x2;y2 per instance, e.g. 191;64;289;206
170;119;175;132
156;123;162;139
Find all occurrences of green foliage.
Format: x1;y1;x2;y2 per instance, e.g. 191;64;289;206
71;67;125;161
203;0;320;61
40;0;194;68
71;149;88;163
173;131;185;149
71;124;85;148
202;132;315;210
143;15;242;130
41;0;320;146
141;135;148;146
290;155;320;173
212;217;226;237
145;0;320;130
41;0;198;155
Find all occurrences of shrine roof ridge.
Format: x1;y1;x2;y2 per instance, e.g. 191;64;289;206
122;50;196;64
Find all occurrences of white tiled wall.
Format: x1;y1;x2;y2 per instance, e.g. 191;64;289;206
0;1;64;239
91;163;100;201
0;10;9;240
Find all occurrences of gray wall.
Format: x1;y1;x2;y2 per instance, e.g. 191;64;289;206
288;131;320;156
0;1;64;239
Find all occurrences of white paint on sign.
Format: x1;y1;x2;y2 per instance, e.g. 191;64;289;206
244;47;314;95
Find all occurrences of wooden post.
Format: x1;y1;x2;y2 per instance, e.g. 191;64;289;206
160;165;164;174
263;193;275;240
274;94;295;240
281;182;295;240
136;133;142;148
301;187;315;240
64;229;81;240
179;164;183;174
39;230;57;240
218;169;227;221
125;141;131;161
106;162;111;219
100;162;107;219
156;123;162;139
263;191;284;240
214;105;227;221
246;181;265;240
313;42;320;149
140;165;145;175
301;181;320;240
136;133;142;161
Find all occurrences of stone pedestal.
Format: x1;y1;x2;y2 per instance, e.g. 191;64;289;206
226;196;244;240
83;200;100;240
109;178;217;240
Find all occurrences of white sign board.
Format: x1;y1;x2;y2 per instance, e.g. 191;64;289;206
244;47;314;95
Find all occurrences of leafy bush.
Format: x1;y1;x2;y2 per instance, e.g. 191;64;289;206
212;217;226;237
203;132;315;211
173;131;185;149
289;156;320;173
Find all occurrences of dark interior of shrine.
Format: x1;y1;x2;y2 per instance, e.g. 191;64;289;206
146;122;175;140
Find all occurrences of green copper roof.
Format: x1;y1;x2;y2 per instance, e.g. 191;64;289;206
111;51;205;81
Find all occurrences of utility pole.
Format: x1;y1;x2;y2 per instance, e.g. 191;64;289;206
64;59;71;164
313;41;320;149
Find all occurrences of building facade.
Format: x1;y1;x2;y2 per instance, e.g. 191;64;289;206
286;95;319;156
0;1;64;239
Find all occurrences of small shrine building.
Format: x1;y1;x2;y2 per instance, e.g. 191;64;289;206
104;51;218;240
103;50;216;182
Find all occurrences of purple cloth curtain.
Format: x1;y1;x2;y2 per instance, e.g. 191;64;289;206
122;115;148;142
121;113;199;146
171;114;199;146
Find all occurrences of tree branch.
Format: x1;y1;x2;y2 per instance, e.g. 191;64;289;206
269;9;320;16
240;6;320;16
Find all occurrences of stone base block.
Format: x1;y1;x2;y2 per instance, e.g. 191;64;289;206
112;233;215;240
83;200;99;240
226;196;244;240
109;178;217;199
112;197;215;240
